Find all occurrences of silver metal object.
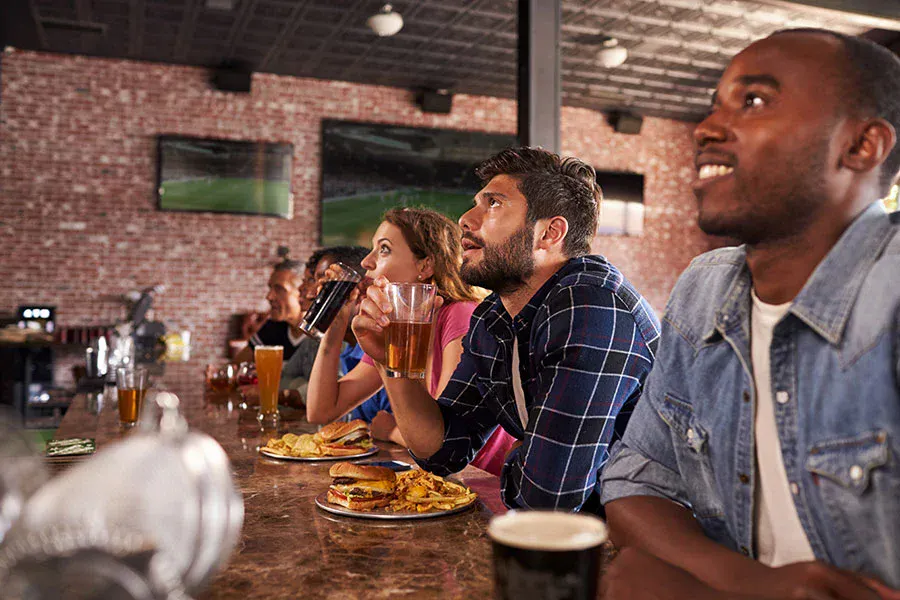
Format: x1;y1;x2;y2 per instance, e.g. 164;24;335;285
1;392;243;595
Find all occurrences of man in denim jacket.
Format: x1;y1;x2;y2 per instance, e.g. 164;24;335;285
600;29;900;599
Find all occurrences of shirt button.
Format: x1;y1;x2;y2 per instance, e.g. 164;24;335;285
790;482;799;495
775;391;790;404
742;390;750;403
849;465;864;482
686;428;694;441
738;473;750;485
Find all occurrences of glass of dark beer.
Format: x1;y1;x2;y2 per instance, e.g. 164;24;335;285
384;282;436;379
488;511;608;600
299;263;362;340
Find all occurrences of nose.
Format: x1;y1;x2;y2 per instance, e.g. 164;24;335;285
360;250;376;271
266;288;276;302
459;205;480;232
694;109;730;149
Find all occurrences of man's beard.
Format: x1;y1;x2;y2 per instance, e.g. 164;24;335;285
460;224;535;295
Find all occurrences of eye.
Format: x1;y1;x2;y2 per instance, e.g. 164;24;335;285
744;93;765;109
379;244;391;255
488;197;501;208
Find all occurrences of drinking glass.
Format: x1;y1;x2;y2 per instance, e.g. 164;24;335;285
489;511;608;600
254;346;283;424
383;283;436;379
208;364;236;392
298;263;362;339
116;367;147;428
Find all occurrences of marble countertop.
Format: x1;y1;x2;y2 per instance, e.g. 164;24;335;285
53;372;503;599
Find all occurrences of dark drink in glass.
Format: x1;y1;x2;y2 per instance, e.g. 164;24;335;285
299;263;362;339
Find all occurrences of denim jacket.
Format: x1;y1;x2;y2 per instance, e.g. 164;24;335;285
601;203;900;586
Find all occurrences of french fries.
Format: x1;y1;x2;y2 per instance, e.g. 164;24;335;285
387;469;477;513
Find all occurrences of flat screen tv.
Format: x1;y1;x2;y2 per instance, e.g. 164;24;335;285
156;135;294;218
320;120;516;246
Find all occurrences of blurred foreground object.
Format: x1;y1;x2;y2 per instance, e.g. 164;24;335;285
0;393;243;599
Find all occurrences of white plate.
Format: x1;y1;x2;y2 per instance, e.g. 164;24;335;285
314;490;477;520
258;445;379;461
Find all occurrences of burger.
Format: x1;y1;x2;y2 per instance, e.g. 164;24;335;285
318;419;374;456
327;462;397;510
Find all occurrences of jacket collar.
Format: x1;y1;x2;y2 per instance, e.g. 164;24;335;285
705;202;894;346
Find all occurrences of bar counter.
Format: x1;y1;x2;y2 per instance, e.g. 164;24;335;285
52;364;504;599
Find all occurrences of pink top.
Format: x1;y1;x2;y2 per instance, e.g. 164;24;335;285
362;300;476;397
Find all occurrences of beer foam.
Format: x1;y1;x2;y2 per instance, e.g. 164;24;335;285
488;511;608;551
254;345;284;350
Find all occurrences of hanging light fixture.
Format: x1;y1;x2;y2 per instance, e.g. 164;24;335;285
367;4;404;37
597;37;628;68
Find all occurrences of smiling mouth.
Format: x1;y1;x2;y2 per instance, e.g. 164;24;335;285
697;164;734;181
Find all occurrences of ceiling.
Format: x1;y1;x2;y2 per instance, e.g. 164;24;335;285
4;0;900;121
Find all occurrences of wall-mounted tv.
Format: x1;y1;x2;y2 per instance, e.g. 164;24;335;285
156;135;294;218
320;120;516;246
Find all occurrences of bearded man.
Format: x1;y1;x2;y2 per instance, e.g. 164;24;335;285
352;147;660;512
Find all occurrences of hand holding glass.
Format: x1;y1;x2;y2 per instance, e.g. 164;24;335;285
299;263;361;340
384;283;436;379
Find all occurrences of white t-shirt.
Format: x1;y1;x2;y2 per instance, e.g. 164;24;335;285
751;291;815;566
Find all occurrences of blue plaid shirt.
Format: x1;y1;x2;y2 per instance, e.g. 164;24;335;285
413;255;660;512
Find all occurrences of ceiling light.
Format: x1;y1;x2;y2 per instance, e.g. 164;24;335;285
367;4;404;37
597;38;627;68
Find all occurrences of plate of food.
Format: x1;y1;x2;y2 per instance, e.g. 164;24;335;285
314;462;478;520
260;419;379;461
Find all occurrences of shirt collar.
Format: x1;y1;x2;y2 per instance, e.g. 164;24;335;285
482;257;586;338
706;202;894;345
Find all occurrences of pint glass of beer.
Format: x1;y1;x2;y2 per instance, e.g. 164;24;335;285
299;263;362;340
384;283;436;379
116;367;147;428
255;345;283;423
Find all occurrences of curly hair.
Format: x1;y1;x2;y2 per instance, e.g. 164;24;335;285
476;146;601;257
382;207;485;303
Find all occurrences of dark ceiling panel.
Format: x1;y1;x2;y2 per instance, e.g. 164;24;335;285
11;0;900;121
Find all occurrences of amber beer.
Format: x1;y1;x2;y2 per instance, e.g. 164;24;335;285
385;321;434;379
116;366;147;428
117;388;147;425
255;345;283;422
383;282;436;379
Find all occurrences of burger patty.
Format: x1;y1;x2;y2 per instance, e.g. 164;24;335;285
329;486;390;499
332;477;357;485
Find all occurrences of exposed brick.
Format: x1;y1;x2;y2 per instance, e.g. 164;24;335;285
0;49;710;386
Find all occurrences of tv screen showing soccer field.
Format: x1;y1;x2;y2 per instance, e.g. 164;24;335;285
320;121;517;246
157;136;293;218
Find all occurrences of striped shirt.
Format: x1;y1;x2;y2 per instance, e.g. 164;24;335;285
412;255;660;513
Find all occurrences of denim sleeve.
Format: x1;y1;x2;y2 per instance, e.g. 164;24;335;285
600;359;692;508
410;336;498;476
502;285;656;510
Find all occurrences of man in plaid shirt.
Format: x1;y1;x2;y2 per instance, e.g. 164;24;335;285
353;147;660;512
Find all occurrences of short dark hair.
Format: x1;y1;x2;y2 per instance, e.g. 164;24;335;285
772;28;900;191
305;249;328;272
273;258;305;279
475;147;600;257
319;245;369;276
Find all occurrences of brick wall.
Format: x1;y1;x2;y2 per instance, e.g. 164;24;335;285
0;49;708;385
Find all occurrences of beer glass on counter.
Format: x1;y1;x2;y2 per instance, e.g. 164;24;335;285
255;345;283;423
298;263;362;339
116;367;147;428
384;282;436;379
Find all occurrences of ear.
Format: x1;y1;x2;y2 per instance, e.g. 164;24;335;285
417;256;435;281
536;216;569;252
842;118;896;176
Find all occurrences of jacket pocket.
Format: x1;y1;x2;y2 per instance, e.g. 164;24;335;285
657;394;726;525
805;430;898;573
